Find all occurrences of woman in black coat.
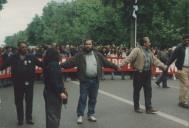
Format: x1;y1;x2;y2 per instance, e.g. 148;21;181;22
43;48;67;128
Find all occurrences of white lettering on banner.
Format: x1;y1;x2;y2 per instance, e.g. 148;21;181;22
112;59;118;65
108;58;124;65
0;57;178;78
107;58;111;62
118;59;123;65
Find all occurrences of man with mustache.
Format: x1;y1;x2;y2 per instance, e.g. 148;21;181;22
121;37;167;114
62;39;118;124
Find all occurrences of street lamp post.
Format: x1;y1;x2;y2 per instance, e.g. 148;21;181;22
186;0;189;33
130;0;138;48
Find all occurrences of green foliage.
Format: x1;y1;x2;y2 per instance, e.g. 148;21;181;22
0;0;7;10
4;0;188;48
26;15;45;45
4;31;27;47
102;0;187;47
31;0;127;45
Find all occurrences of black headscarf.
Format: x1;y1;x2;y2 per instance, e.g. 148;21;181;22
43;48;60;67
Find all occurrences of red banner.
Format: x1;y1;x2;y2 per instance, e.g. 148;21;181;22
0;57;177;79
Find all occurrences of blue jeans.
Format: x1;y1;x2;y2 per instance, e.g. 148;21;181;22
156;71;168;87
77;79;99;116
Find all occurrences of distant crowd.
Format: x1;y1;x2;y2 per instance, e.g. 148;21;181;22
0;43;175;61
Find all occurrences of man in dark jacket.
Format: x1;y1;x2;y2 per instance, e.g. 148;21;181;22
167;34;189;108
0;41;43;125
155;47;170;88
62;39;118;124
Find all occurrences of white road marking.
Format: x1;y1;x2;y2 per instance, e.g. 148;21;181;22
71;81;189;127
99;90;189;127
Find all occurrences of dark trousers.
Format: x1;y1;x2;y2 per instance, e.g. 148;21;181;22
156;71;168;87
77;79;99;116
44;89;62;128
13;81;34;122
133;70;152;110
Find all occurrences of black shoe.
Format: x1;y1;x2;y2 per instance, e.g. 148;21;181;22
135;108;143;113
26;120;34;125
146;108;158;114
155;82;160;87
18;121;23;126
178;103;189;108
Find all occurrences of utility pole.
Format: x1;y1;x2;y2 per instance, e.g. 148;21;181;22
186;0;189;33
130;18;135;48
130;0;138;48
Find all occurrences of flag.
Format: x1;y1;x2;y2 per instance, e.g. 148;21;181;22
132;0;138;18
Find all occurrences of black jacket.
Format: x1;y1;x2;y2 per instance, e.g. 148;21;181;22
167;43;187;70
61;50;118;81
0;53;43;82
43;61;64;95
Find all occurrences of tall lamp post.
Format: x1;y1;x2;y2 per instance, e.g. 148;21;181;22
130;0;138;48
186;0;189;33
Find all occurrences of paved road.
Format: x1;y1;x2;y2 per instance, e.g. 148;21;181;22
0;79;189;128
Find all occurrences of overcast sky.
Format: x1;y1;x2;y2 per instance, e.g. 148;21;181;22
0;0;65;46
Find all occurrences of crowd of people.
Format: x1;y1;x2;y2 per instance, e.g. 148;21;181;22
0;41;175;64
0;34;189;128
0;42;153;60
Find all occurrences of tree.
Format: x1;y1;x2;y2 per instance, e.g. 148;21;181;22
26;15;45;45
40;0;127;44
101;0;184;47
4;0;187;48
4;31;27;47
0;0;7;10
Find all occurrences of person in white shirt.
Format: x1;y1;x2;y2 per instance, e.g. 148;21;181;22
167;34;189;108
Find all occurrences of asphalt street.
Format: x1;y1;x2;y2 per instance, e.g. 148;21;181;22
0;78;189;128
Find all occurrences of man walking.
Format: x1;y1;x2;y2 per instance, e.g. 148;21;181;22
155;47;170;88
167;34;189;108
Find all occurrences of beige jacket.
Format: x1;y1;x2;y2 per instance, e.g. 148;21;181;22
122;47;167;71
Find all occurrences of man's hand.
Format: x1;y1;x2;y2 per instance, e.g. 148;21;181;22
60;92;67;100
